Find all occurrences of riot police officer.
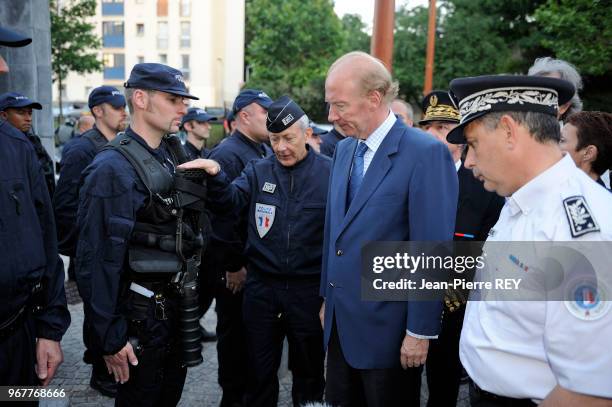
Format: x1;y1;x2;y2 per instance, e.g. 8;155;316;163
76;63;205;406
181;96;330;407
0;91;56;197
0;24;70;392
53;85;127;397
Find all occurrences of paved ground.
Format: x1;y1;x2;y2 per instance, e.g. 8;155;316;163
42;277;470;406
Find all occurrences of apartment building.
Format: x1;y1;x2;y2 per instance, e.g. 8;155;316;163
54;0;245;111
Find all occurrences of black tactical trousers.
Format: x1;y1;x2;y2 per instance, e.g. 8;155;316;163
243;275;325;407
0;315;39;407
115;294;187;407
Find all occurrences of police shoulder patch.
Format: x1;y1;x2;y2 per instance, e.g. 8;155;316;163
563;196;600;238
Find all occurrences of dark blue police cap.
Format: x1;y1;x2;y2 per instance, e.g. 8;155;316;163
226;109;235;122
266;95;305;134
0;26;31;47
447;75;575;144
124;63;198;100
181;107;216;127
310;122;328;135
0;92;42;111
88;86;126;109
232;89;273;113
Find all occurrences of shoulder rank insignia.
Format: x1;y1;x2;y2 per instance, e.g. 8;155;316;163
563;196;600;238
262;182;276;194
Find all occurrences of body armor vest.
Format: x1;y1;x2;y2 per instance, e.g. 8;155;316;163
106;133;201;276
82;128;109;153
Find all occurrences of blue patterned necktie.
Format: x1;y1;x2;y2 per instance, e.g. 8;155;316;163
347;141;369;207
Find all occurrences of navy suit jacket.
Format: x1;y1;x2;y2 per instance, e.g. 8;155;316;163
320;119;458;369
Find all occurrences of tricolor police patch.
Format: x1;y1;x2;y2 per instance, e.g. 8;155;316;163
565;281;610;321
563;196;600;238
255;203;275;238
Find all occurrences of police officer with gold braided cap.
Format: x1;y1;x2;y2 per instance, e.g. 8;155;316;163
449;75;612;406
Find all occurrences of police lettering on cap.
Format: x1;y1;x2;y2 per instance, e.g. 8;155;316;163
419;90;460;125
446;75;575;144
0;92;42;111
266;95;305;134
232;89;273;114
124;62;199;100
88;85;126;109
0;26;31;47
180;107;217;127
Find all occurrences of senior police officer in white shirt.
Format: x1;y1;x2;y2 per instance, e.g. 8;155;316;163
446;75;612;407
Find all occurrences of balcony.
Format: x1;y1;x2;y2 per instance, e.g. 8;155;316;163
102;2;124;16
103;35;124;48
104;67;125;80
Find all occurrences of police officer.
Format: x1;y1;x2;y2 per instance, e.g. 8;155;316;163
319;123;345;158
419;90;504;407
447;75;612;405
307;122;326;153
205;88;273;407
0;92;56;197
181;96;329;407
53;85;127;397
0;24;70;393
76;63;203;406
180;107;216;160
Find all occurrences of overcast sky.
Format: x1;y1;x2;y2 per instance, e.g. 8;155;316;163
334;0;429;30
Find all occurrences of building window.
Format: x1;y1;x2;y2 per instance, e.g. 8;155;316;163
136;23;144;37
181;54;190;80
159;54;167;64
102;0;124;16
137;56;144;64
180;21;190;48
84;86;92;99
102;21;124;47
157;21;168;49
179;0;191;17
103;53;125;80
157;0;168;17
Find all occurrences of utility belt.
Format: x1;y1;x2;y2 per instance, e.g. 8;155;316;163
469;381;537;407
0;282;44;342
127;281;174;322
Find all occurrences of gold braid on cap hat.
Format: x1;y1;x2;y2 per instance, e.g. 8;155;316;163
424;104;461;122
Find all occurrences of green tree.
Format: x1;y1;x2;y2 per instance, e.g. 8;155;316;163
50;0;102;120
342;14;371;53
245;0;346;121
535;0;611;77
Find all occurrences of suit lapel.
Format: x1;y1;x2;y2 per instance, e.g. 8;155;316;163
331;139;355;224
338;123;403;235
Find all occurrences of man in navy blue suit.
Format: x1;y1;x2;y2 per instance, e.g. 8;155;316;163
320;51;458;406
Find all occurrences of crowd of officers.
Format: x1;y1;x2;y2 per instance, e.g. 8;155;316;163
2;23;612;407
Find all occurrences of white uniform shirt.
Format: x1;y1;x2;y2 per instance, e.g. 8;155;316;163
460;154;612;401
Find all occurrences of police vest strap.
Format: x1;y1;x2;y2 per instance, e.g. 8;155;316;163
82;128;109;153
106;133;174;207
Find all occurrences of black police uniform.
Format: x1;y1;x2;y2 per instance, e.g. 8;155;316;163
54;124;117;395
184;141;210;161
25;132;55;198
319;128;344;158
208;146;330;407
76;127;191;406
0;119;70;388
205;129;270;406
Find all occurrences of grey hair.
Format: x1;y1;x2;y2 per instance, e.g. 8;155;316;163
528;57;583;119
297;114;310;133
392;99;414;120
475;111;561;143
